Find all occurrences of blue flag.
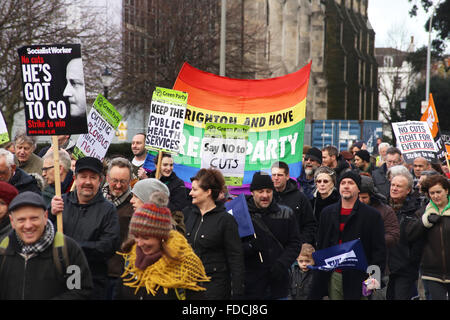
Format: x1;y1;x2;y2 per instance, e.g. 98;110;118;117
308;239;368;272
142;152;156;172
225;193;255;238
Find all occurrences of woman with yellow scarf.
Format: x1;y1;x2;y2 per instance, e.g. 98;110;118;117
114;191;210;300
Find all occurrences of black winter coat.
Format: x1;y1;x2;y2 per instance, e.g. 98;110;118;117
9;168;41;195
289;263;314;300
149;170;188;234
243;196;301;299
387;195;424;278
309;199;386;300
273;178;317;245
0;231;93;299
310;188;341;224
372;164;390;198
49;190;121;279
149;170;189;212
184;202;245;299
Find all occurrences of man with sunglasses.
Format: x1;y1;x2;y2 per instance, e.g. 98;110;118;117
297;147;322;200
41;149;74;206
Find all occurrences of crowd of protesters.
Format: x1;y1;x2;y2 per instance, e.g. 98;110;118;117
0;132;449;301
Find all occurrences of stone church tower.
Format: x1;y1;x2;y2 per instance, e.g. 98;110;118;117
238;0;378;125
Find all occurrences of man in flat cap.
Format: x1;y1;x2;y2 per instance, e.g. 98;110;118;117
0;191;93;299
50;156;120;300
242;171;301;300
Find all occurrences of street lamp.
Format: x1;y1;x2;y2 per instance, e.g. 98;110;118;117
400;99;407;121
101;67;113;100
219;0;226;76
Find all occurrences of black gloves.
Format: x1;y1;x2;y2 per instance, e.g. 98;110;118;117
428;214;441;225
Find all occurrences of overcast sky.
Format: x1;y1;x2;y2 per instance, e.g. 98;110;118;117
367;0;439;51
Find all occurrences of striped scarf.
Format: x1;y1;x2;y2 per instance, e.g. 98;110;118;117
102;185;131;208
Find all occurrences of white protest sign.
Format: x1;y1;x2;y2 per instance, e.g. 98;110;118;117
0;110;9;145
201;123;249;186
392;121;437;163
145;87;187;153
73;94;122;161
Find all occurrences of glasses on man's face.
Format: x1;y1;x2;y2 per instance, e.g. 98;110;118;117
316;179;330;184
42;166;54;172
110;178;128;185
386;160;402;166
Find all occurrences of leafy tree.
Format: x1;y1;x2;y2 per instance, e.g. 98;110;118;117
406;76;450;130
408;0;450;53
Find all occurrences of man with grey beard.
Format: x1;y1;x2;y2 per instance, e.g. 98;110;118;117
297;147;322;200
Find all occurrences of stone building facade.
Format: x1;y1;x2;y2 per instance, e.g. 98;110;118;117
240;0;378;124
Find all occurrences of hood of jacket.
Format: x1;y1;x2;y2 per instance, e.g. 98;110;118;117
9;168;35;187
276;178;299;197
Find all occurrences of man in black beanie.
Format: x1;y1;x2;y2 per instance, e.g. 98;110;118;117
242;171;301;299
309;170;386;300
354;150;374;176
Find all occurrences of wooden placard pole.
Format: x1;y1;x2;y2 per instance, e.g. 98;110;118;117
51;136;63;233
155;151;163;180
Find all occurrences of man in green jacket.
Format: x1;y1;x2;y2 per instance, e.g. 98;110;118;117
0;191;93;299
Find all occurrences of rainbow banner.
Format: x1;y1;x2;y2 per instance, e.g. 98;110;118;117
171;61;311;194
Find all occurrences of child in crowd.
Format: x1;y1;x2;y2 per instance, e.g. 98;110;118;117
289;243;315;300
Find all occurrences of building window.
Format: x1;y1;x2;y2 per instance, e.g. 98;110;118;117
384;55;393;67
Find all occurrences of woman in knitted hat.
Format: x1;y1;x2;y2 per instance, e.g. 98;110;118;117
148;153;189;234
183;168;245;299
0;181;19;240
115;191;210;300
310;166;340;223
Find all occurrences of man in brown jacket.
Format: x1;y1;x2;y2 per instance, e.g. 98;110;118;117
102;157;134;300
359;174;400;299
359;175;400;249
